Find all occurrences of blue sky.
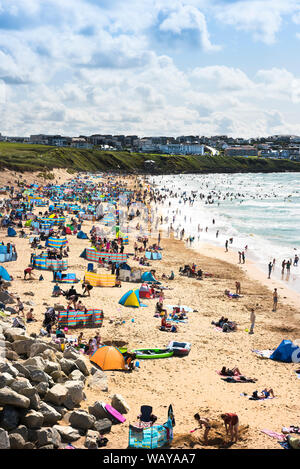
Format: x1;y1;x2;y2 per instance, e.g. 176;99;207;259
1;0;300;137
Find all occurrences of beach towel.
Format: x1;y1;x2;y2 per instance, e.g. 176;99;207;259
252;349;274;359
261;430;285;441
240;393;276;401
222;376;256;383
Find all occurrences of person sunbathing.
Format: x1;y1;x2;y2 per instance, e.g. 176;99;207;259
221;366;242;377
251;388;275;399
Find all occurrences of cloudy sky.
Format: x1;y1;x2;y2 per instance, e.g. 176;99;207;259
1;0;300;137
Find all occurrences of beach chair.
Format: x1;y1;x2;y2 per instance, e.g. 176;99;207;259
87;263;94;272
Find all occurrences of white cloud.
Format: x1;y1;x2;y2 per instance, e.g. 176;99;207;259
159;4;220;51
214;0;300;44
0;0;300;137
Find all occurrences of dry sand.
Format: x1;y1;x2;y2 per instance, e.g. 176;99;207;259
1;172;299;450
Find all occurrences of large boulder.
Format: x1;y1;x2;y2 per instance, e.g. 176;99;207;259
59;358;78;376
0;361;19;378
88;370;108;392
13;363;31;379
21;410;44;429
39;402;61;426
63;347;79;360
35;382;49;397
53;425;82;443
0;372;14;388
84;430;99;449
69;410;96;431
111;394;130;414
29;342;54;358
5;350;20;361
44;361;61;375
12;339;35;356
3;328;27;342
41;349;59;363
0;429;10;449
23;356;46;370
64;381;84;406
94;418;112;434
29;369;50;384
9;425;28;441
45;384;68;406
10;377;33;394
19;388;41;410
75;357;90;376
88;401;109;420
9;433;26;449
50;370;68;384
35;427;62;449
0;406;20;431
0;387;30;409
69;369;85;382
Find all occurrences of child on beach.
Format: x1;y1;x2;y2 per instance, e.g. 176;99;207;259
193;414;211;445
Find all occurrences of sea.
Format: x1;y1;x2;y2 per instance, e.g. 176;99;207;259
149;172;300;294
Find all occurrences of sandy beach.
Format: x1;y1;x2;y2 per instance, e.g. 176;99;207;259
1;171;299;450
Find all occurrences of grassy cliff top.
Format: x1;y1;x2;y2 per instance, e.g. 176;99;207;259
0;142;300;174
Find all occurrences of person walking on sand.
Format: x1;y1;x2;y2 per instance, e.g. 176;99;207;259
249;308;256;334
221;413;239;443
268;261;273;279
272;288;278;312
238;251;241;263
225;240;228;252
241;251;245;264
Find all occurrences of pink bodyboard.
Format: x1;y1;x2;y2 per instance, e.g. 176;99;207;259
104;404;126;423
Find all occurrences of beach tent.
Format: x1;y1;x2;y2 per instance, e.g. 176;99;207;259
119;266;142;282
270;339;300;363
57;309;103;329
128;406;174;449
139;283;152;299
0;245;16;262
119;289;147;307
77;231;88;239
0;265;11;281
84;272;116;287
90;345;125;371
7;227;17;237
145;251;162;260
141;271;160;283
54;272;78;284
46;237;67;249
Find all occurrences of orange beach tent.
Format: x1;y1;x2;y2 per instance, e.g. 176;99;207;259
90;345;125;371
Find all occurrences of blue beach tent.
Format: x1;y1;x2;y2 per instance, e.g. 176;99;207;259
119;289;147;308
0;265;11;281
141;271;160;283
270;339;300;363
77;231;88;239
7;227;17;237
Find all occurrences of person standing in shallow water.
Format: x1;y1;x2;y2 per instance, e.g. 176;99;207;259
225;240;228;252
268;261;272;279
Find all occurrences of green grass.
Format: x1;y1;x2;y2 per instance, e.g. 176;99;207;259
0;142;299;174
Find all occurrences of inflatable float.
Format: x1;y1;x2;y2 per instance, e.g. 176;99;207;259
131;348;174;359
167;341;191;357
